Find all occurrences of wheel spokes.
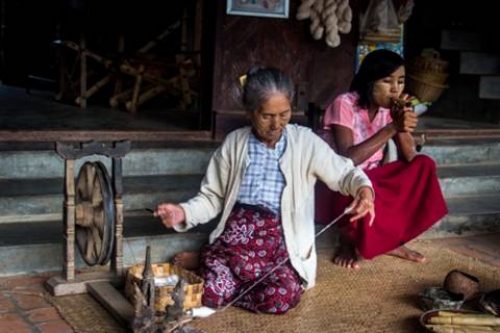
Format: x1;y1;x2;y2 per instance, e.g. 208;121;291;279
74;162;115;267
84;228;96;265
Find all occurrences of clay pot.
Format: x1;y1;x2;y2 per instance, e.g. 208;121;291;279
443;269;480;301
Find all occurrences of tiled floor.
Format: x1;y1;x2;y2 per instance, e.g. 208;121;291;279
0;273;73;333
0;232;499;333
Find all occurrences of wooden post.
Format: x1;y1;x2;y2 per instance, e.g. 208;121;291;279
112;156;124;276
138;21;181;53
127;64;145;113
110;87;133;108
63;159;76;281
75;74;113;106
136;85;168;108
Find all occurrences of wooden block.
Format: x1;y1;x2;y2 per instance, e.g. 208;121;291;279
87;281;134;328
45;271;124;296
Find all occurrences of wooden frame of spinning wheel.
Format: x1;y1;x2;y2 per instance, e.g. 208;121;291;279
45;140;135;327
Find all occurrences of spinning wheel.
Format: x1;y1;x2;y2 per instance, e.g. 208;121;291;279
47;140;130;300
75;161;115;266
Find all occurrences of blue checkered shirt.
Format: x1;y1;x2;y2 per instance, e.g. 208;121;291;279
236;130;287;214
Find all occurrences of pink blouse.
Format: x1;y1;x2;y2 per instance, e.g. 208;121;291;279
323;92;393;170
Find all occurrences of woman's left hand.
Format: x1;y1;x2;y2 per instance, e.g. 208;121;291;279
348;186;375;226
391;94;418;133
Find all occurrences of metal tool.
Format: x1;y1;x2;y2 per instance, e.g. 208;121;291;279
127;208;155;214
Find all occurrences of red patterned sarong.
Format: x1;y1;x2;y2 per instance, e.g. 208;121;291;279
315;154;448;259
200;203;302;314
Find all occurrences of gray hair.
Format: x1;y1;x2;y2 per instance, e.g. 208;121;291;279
242;67;295;112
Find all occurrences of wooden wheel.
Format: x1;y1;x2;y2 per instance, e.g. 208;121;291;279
75;161;115;266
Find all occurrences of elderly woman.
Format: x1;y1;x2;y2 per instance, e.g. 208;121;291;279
155;67;374;314
315;49;448;270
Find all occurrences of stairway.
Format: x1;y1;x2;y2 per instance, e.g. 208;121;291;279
0;141;220;277
438;29;500;123
0;132;500;276
421;135;500;237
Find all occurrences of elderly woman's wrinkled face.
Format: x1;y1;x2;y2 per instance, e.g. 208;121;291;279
248;92;292;149
371;65;405;109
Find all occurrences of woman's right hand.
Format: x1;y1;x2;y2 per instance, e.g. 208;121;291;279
348;186;375;226
392;107;418;133
154;203;185;228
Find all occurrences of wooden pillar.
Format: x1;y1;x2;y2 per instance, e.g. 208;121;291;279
127;64;145;113
63;159;76;281
112;157;124;276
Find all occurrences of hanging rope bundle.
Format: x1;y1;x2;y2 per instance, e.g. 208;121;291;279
296;0;353;48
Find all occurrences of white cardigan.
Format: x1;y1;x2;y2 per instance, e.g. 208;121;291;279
175;124;372;288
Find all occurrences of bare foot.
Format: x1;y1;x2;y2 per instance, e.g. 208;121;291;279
332;235;361;270
387;246;426;263
172;251;200;271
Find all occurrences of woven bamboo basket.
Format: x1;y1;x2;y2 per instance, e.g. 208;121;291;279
409;49;449;73
406;75;448;103
407;67;449;85
124;262;204;313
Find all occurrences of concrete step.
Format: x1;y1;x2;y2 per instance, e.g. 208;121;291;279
479;76;500;99
420;137;500;166
0;174;204;223
460;52;500;75
4;162;498;224
0;215;216;246
1;135;500;277
425;195;500;237
1;194;499;276
438;163;500;197
0;234;209;278
0;145;216;180
2;136;499;184
0;215;216;276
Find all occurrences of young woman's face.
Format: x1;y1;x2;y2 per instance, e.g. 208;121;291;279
370;65;405;108
248;92;292;149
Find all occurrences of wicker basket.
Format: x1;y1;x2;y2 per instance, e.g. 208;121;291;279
124;262;204;313
407;67;449;85
406;75;448;103
409;49;449;73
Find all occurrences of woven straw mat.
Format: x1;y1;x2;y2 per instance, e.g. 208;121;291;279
46;239;500;333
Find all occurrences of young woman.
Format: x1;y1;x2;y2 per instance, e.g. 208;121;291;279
155;67;374;314
315;49;448;269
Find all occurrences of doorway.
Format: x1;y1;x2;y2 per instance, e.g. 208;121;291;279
0;0;215;132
